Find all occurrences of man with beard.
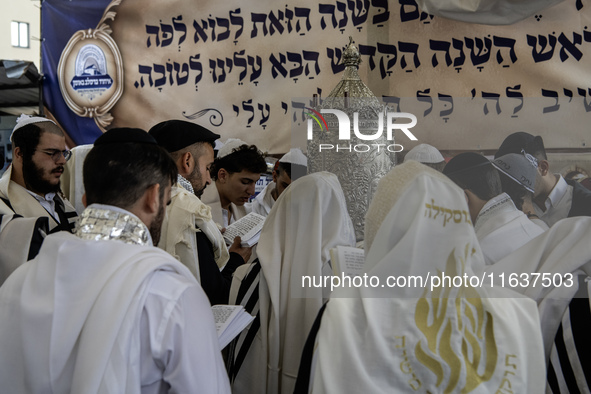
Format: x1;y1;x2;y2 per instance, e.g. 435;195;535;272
149;120;251;305
0;128;231;393
0;114;78;233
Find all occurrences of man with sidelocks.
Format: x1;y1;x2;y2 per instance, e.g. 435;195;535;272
0;128;231;393
0;114;78;232
0;115;78;283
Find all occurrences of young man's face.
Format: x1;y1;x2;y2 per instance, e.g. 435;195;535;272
221;170;260;206
273;169;292;199
187;144;214;198
22;130;67;195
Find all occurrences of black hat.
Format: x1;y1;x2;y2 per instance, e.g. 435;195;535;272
495;132;545;159
443;152;492;176
148;120;220;153
94;128;156;146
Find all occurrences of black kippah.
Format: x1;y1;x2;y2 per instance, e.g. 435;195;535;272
495;131;545;159
148;120;220;153
94;128;156;146
443;152;492;176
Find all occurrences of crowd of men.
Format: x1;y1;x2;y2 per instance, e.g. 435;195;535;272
0;114;589;393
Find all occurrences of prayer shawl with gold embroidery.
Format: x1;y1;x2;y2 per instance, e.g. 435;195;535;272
306;162;545;393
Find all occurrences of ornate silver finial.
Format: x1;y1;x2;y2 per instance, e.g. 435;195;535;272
307;38;394;241
342;36;361;68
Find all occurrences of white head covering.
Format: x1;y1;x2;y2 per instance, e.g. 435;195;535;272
278;148;307;167
256;171;355;394
10;114;57;142
309;161;546;393
217;138;248;159
403;143;445;164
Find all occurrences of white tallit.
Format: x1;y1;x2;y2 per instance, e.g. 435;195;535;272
0;231;199;394
237;171;355;394
158;184;230;281
0;213;48;285
309;161;546;393
0;164;78;230
485;216;591;362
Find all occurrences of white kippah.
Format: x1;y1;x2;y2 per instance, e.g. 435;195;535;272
10;114;57;142
217;138;248;159
213;139;224;151
279;148;308;167
403;143;444;164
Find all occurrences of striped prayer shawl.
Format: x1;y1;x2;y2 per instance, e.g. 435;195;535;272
547;278;591;393
0;213;49;285
226;261;261;382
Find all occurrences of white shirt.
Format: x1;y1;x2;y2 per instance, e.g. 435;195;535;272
475;193;545;265
534;175;573;227
140;271;230;394
25;190;59;222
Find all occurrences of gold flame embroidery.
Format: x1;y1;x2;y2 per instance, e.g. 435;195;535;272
415;244;498;393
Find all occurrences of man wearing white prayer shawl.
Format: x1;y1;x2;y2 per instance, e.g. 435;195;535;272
149;120;252;305
250;148;308;217
297;161;545;393
227;171;356;394
444;152;544;265
0;114;78;232
485;216;591;393
0;128;231;394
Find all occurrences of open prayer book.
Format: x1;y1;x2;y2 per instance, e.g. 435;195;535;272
223;212;266;247
330;245;365;277
212;305;255;349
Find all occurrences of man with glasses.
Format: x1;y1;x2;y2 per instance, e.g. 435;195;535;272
0;114;78;233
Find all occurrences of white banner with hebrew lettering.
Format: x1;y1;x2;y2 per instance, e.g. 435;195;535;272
48;0;591;152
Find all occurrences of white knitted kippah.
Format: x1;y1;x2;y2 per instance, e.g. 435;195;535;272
279;148;307;167
217;138;248;159
403;143;444;164
10;114;57;142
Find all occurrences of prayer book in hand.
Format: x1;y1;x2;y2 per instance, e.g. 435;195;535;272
223;212;266;247
329;245;365;277
211;305;255;349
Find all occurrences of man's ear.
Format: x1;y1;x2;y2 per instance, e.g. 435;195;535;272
272;169;277;183
82;193;87;208
177;151;193;177
144;183;161;214
13;146;23;161
218;168;228;183
538;160;550;177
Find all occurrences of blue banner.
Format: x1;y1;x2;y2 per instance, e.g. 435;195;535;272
42;0;109;145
